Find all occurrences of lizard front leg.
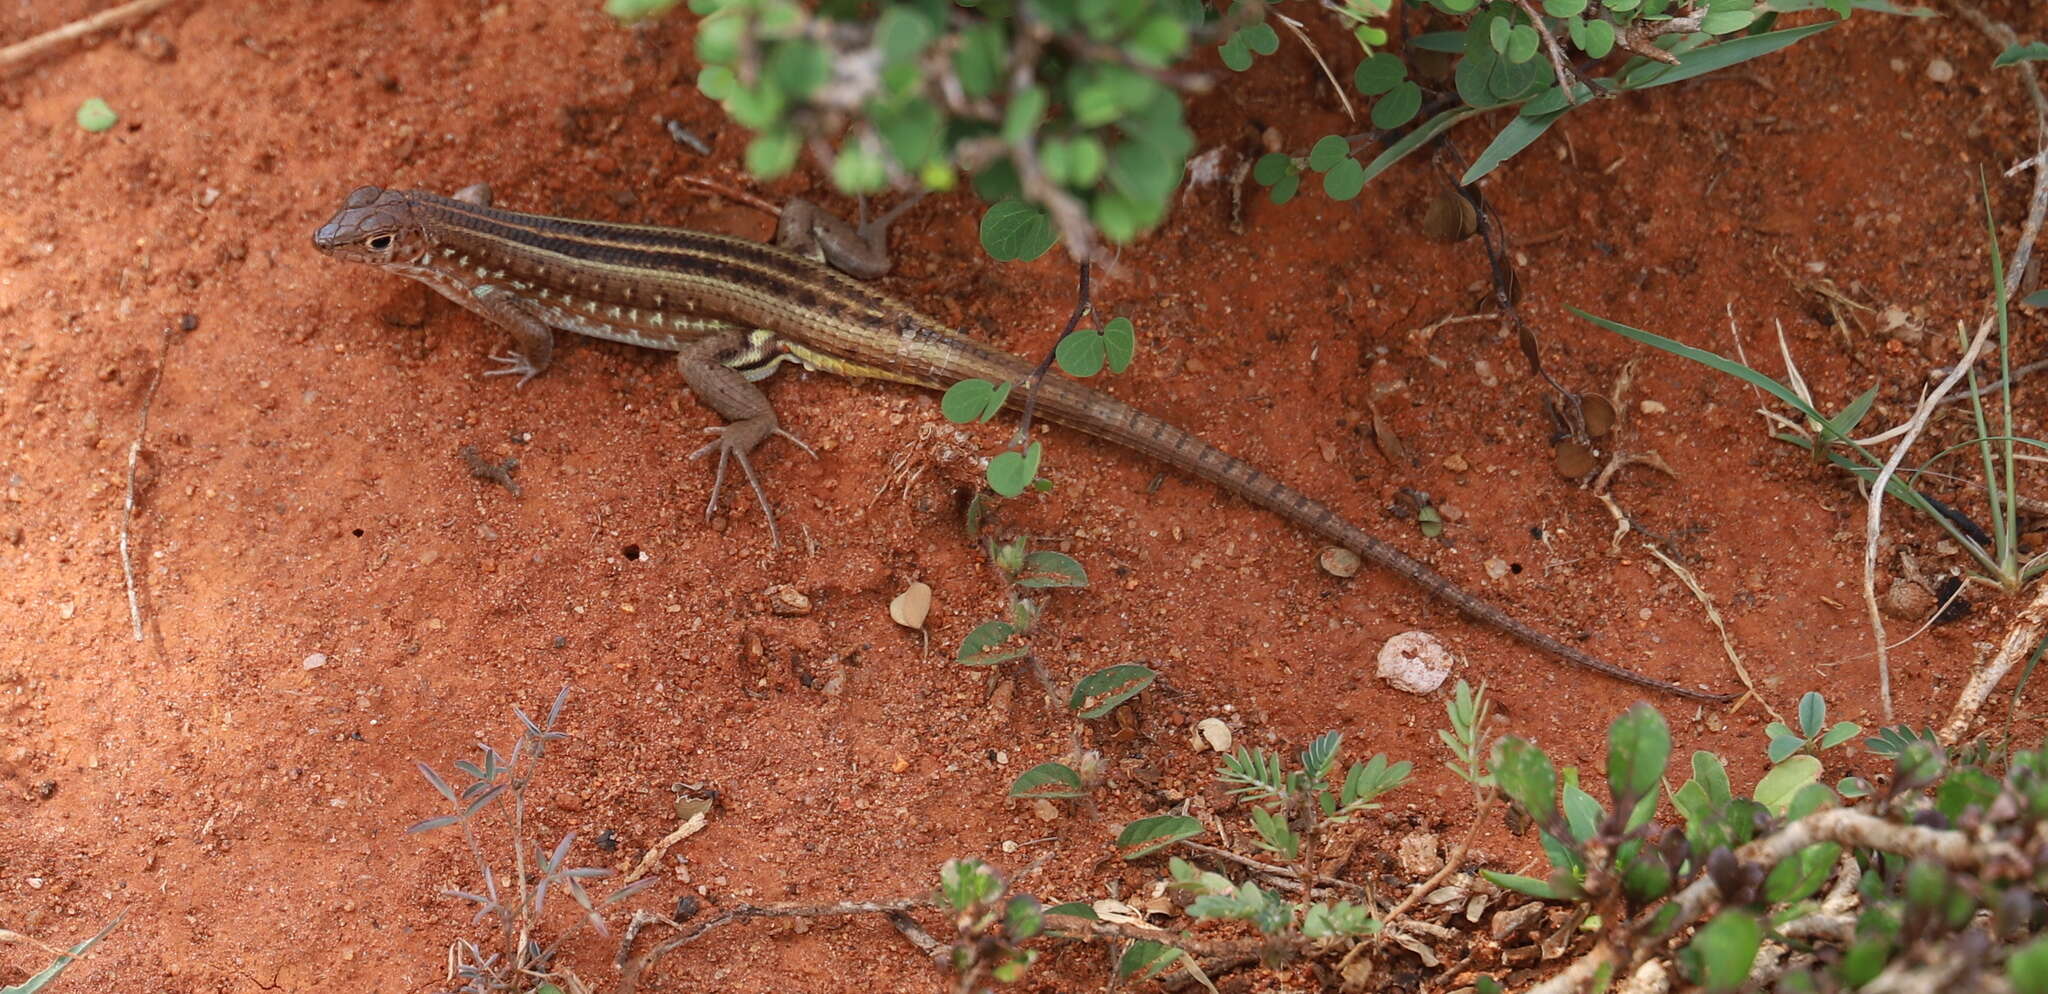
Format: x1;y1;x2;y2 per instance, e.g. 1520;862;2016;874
678;330;817;547
776;194;924;280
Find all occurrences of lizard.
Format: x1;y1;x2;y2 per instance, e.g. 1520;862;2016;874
310;182;1733;702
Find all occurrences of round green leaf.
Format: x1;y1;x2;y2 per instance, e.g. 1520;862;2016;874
979;199;1057;261
1506;24;1541;64
724;82;787;130
1101;317;1136;372
75;98;117;133
953;23;1005;98
1218;33;1252;71
1487;15;1511;53
1701;8;1756;34
1128;13;1190;67
744;129;800;178
1354;52;1407;95
1055;331;1106;378
1308;134;1350;172
767;39;829;98
1268;172;1299;204
695;13;744;63
875;98;942;170
1322;157;1366;200
1543;0;1587;15
941;379;1004;423
1242;22;1279;55
1581;18;1616;58
1686;911;1761;992
875;6;935;62
1252;152;1293;186
696;65;737;100
1371;81;1422;129
1002;86;1047;145
830;143;887;193
987;442;1041;497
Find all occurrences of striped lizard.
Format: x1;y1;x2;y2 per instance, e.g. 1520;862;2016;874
311;183;1731;702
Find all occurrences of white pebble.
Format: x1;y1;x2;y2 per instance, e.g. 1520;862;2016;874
302;653;328;670
1376;631;1454;695
1195;717;1233;752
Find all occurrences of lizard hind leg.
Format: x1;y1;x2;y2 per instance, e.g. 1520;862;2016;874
677;331;817;548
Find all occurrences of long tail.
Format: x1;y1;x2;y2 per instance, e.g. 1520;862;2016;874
1020;373;1733;702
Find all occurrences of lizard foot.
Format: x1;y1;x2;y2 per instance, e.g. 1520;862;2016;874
483;352;541;387
688;425;815;548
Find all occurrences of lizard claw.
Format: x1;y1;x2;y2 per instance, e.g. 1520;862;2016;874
483;352;540;387
689;425;785;548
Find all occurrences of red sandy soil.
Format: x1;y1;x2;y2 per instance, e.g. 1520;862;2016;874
2;0;2043;991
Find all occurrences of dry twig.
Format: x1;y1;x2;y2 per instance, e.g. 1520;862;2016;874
0;0;183;68
122;327;176;642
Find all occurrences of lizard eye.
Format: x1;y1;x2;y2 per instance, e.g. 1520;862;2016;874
366;234;394;252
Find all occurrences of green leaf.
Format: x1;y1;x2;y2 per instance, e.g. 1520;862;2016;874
1621;21;1835;90
1581;18;1616;57
1219;33;1252;71
1505;24;1540;63
1322;158;1367;200
940;858;1002;910
2010;936;2048;994
1686;911;1761;992
874;98;942;171
1252;152;1294;185
1117;940;1184;980
695;12;744;63
1796;692;1826;737
1268;172;1299;204
1117;814;1204;858
1009;761;1088;799
953;23;1006;98
1562;784;1603;842
979;199;1058;262
1754;755;1822;814
1763;842;1840;902
940;379;1007;423
1488;15;1511;53
1354;52;1407;94
1363;106;1482;184
1492;737;1560;826
724;82;787;130
987;442;1042;497
1249;804;1301;859
1242;22;1279;55
1069;663;1156;718
1001;86;1047;145
1308;134;1351;172
830;143;887;194
1701;7;1757;34
75;98;117;133
1055;331;1106;377
1544;0;1587;13
767;40;829;98
696;65;737;100
1767;733;1807;763
1128;13;1191;67
1005;895;1045;939
4;914;124;994
875;6;935;62
1017;551;1089;588
606;0;684;21
1478;869;1565;899
1995;42;2048;68
743;129;800;178
1371;81;1422;129
958;620;1027;666
1044;900;1099;920
1607;703;1673;806
1101;317;1136;372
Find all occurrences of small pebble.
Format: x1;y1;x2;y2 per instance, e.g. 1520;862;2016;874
1377;631;1454;695
766;584;812;616
1639;399;1667;415
1319;547;1362;578
1926;57;1954;84
302;653;327;670
1195;717;1233;753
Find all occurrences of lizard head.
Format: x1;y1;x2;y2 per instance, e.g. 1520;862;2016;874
312;186;430;266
